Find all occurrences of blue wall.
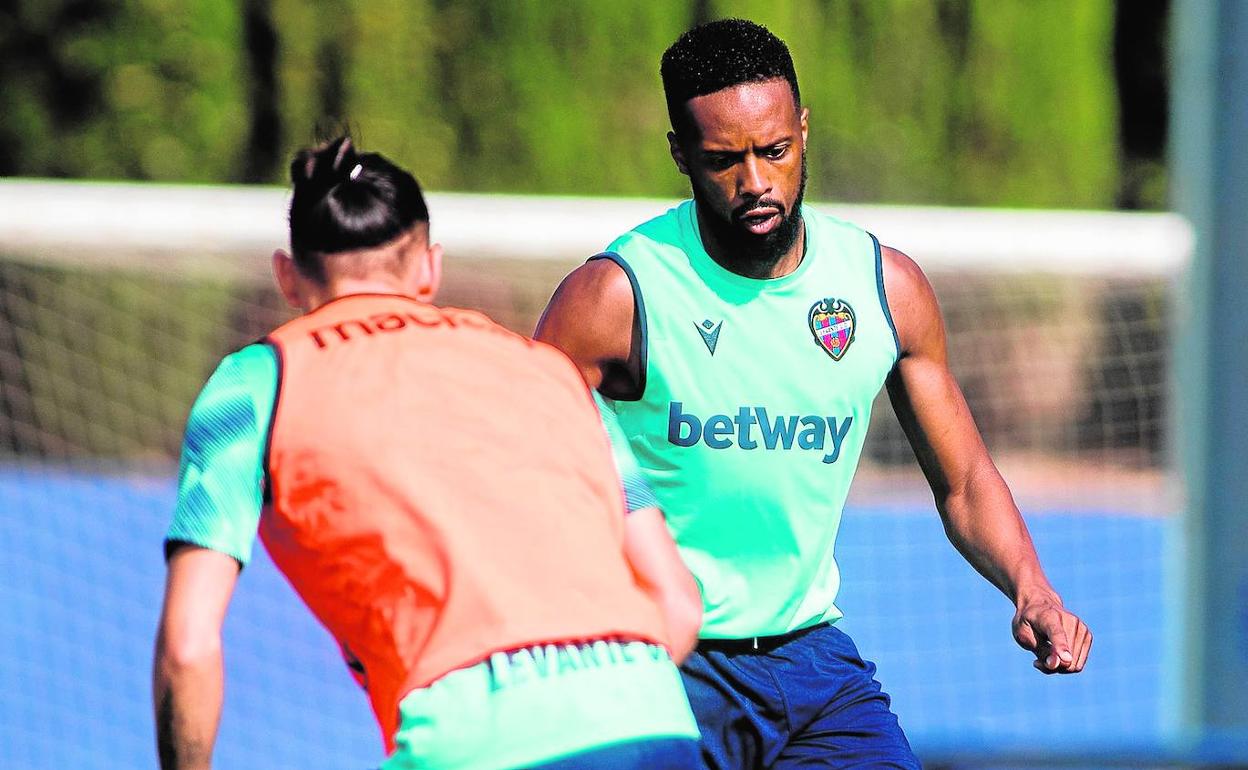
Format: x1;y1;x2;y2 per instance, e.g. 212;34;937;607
0;469;1171;768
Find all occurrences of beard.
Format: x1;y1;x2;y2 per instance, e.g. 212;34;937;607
692;151;808;278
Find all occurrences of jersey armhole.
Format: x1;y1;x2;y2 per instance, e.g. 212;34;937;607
587;251;648;401
259;337;284;508
163;539;245;570
869;232;902;365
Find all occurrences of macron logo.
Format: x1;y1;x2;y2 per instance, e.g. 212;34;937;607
667;401;853;464
695;319;723;355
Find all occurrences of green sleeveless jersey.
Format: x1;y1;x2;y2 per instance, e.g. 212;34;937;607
600;200;899;638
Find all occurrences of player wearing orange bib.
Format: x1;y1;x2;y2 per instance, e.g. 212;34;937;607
152;137;702;769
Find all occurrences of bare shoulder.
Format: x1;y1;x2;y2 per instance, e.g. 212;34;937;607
535;257;638;390
545;258;634;320
880;244;932;309
879;244;944;358
536;258;634;343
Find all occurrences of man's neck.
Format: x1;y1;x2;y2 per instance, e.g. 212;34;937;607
695;204;806;280
304;278;413;312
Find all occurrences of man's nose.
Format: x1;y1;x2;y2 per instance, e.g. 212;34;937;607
737;154;770;200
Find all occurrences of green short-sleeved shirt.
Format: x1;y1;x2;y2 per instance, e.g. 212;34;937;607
166;344;657;566
165;343;278;566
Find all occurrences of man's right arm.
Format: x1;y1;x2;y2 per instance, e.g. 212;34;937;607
535;258;640;394
153;345;275;766
153;547;239;769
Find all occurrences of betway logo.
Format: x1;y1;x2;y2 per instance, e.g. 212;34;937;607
667;402;853;464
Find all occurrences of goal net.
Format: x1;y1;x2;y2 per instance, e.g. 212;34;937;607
0;179;1190;768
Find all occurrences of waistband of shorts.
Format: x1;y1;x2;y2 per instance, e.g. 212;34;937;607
695;622;830;655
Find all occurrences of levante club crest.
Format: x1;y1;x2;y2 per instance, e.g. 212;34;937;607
808;298;856;361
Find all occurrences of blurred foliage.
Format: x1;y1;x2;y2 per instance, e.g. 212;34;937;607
1;0;1140;207
0;0;247;181
726;0;1119;207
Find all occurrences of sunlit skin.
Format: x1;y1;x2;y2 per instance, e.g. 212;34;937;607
536;72;1092;676
669;78;809;279
271;225;443;313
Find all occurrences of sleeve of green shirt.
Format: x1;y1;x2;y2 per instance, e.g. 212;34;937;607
593;392;659;514
165;343;278;567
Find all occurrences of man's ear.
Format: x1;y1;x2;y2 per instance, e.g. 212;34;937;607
414;242;443;302
271;250;304;310
799;106;809;146
668;131;690;177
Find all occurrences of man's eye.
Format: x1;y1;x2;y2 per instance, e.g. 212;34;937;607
704;154;736;170
763;145;788;160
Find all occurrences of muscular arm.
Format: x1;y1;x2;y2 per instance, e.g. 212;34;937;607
882;245;1091;674
542;268;703;655
535;258;640;395
153;546;240;768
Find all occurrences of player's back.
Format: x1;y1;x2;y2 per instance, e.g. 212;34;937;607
261;292;664;743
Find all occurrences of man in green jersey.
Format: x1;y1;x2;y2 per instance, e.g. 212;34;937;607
536;19;1092;770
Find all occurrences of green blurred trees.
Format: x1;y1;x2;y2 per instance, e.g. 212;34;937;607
267;0;689;195
0;0;247;181
0;0;1135;208
733;0;1118;207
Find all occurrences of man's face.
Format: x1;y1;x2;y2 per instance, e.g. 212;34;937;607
670;78;809;267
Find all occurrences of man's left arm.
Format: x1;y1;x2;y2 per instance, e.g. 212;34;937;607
881;244;1092;674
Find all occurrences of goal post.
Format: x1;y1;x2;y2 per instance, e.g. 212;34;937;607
0;178;1191;278
1171;0;1248;747
0;178;1204;767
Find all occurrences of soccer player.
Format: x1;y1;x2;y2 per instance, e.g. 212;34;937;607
152;137;702;770
535;19;1093;770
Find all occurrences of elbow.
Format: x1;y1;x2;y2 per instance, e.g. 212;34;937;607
934;467;989;534
937;494;983;553
664;576;703;664
681;574;704;623
156;629;222;675
675;584;703;636
937;464;1013;534
935;491;964;533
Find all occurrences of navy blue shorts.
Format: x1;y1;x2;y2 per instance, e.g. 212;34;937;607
680;623;920;769
530;737;702;769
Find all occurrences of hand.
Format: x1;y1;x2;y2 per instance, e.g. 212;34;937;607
1011;592;1092;674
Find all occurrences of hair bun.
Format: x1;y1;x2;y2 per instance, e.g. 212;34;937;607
287;135;430;274
290;136;362;187
330;137;357;176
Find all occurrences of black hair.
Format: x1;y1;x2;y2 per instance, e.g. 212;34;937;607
660;19;800;138
287;135;429;282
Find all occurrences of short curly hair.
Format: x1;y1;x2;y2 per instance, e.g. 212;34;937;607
660;18;800;137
